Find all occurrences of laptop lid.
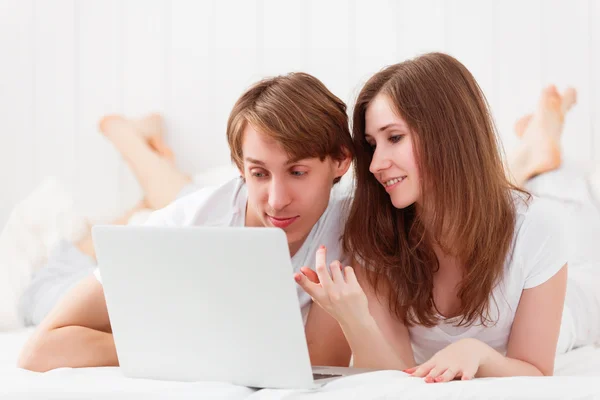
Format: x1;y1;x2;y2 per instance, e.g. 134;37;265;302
92;225;314;389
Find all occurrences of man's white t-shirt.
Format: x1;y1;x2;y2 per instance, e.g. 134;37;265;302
409;194;568;364
94;177;351;324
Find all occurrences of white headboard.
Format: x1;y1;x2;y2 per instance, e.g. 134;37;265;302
1;0;599;228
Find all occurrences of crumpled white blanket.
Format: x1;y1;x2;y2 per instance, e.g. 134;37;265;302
1;328;599;400
1;343;599;400
1;327;598;399
0;178;89;330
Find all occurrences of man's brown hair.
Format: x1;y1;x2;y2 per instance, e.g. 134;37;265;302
227;72;354;183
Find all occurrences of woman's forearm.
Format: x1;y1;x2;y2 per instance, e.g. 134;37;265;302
340;316;411;370
477;341;545;377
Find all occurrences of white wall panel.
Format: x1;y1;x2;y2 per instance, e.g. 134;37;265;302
0;0;35;224
211;0;261;169
491;0;543;153
396;0;446;61
306;0;352;104
1;0;599;229
542;0;593;165
592;0;600;162
168;0;217;175
352;0;398;103
119;0;170;210
33;0;76;193
262;0;309;76
445;0;494;115
76;0;123;220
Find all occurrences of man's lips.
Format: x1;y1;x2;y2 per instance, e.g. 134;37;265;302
267;215;299;229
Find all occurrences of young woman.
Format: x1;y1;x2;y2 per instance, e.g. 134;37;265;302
295;52;600;382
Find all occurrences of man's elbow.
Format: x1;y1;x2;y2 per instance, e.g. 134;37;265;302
17;352;45;372
541;366;555;377
321;351;352;367
525;361;552;377
308;341;352;367
17;332;54;372
530;359;554;377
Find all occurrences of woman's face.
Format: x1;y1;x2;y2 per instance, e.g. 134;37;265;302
364;94;421;209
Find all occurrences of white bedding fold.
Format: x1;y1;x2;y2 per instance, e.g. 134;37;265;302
3;329;600;400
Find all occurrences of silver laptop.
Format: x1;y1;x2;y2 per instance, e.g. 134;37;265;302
92;225;370;389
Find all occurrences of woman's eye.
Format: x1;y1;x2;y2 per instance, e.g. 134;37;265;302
291;171;306;177
252;171;266;178
390;135;404;144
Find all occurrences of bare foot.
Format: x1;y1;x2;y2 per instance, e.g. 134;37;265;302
511;86;577;183
560;87;577;115
134;113;174;160
521;85;577;176
514;86;577;138
514;114;532;138
76;197;150;260
99;114;174;162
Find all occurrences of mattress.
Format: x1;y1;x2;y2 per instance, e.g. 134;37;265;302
2;329;600;399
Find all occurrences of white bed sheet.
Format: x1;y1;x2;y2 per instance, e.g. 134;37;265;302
3;329;600;399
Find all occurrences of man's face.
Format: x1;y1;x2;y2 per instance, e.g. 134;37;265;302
240;124;349;252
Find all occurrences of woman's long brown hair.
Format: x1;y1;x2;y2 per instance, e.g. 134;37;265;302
343;52;528;327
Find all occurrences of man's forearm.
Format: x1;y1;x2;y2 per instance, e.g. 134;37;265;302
18;326;118;372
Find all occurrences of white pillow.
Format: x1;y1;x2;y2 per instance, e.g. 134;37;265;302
192;164;239;187
525;160;595;202
525;161;600;271
0;178;87;330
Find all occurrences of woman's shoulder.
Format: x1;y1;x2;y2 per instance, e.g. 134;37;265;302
507;190;569;289
511;190;566;233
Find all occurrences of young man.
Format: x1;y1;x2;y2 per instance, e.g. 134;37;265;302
18;72;354;372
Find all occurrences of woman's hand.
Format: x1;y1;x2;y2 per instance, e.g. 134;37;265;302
294;245;370;326
406;338;490;382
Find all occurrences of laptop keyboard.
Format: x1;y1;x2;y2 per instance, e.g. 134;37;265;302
313;372;343;380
